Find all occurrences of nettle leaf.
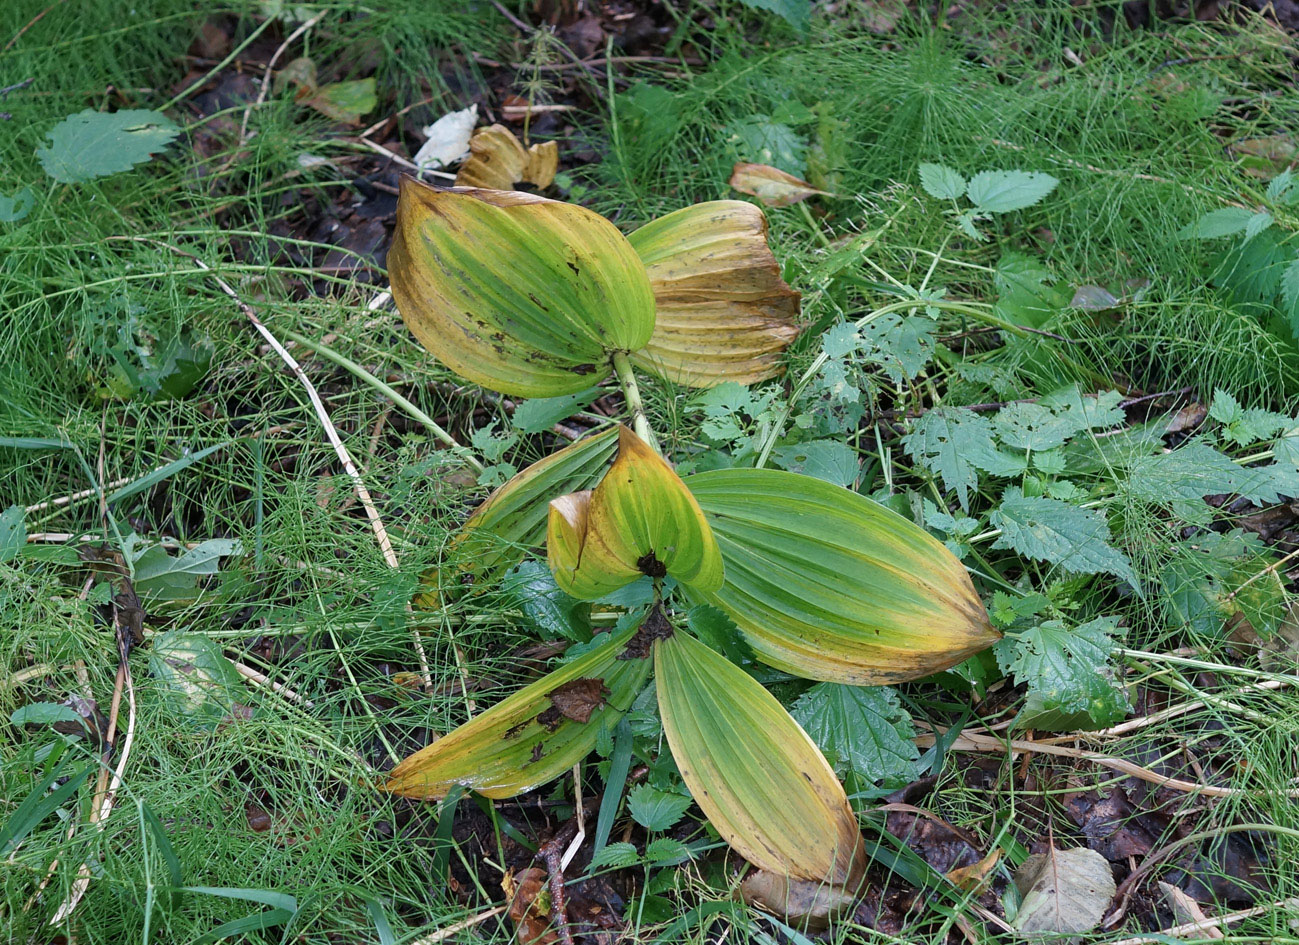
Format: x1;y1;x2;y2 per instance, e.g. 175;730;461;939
995;618;1129;729
1243;210;1274;244
994;252;1069;329
1209;389;1289;447
918;163;966;201
498;562;590;643
1178;206;1254;240
0;187;35;223
735;0;810;31
902;408;999;511
1;505;26;564
1280;256;1299;340
510;388;603;434
990;488;1136;587
859;313;936;383
994;403;1081;453
628;784;693;831
37;109;180;183
1037;386;1126;433
965;170;1058;213
792;683;922;788
1124;442;1295;507
1164;530;1285;640
770;440;860;487
591;842;641;870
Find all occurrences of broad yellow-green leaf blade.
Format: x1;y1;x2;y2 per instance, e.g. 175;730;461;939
628;201;800;387
390;179;656;397
547;426;723;599
686;468;998;684
454;428;618;581
383;621;652;799
655;631;864;883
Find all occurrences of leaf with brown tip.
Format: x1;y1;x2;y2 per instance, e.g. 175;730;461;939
729;162;831;207
455;124;558;190
628;201;801;387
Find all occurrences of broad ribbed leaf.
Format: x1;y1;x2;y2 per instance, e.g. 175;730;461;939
628;201;800;387
547;427;723;599
449;427;618;587
654;631;864;883
390;180;656;397
383;620;652;799
685;468;997;684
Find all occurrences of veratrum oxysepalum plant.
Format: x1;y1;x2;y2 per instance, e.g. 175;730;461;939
382;179;998;891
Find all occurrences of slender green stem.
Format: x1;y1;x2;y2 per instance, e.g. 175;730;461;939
282;329;484;474
611;350;659;451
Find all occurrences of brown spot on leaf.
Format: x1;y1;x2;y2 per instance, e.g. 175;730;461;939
636;551;667;578
536;677;609;730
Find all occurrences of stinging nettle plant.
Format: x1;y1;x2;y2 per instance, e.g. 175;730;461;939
381;177;999;891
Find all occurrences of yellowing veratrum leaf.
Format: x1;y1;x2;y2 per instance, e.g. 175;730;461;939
685;468;998;684
654;631;865;884
729;162;831;208
628;201;801;387
447;428;619;589
389;179;656;397
382;620;652;799
547;426;723;599
455;124;559;190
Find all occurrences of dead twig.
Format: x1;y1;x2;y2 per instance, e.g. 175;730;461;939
1107;897;1299;945
536;819;580;945
409;905;507;945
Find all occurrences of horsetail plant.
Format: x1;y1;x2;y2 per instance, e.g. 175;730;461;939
382;178;998;890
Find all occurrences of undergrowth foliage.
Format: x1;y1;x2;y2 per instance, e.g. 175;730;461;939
3;2;1299;943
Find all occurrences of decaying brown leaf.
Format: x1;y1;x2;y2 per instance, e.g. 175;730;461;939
947;848;1002;892
1157;882;1224;940
628;200;801;387
1011;845;1115;938
455;124;558;190
539;677;608;727
506;867;558;945
738;869;860;930
729;162;830;207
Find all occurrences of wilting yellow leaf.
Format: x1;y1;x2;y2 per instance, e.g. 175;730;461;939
382;620;652;799
655;631;865;884
455;124;558;190
628;201;801;387
729;162;830;207
547;426;723;599
389;179;655;397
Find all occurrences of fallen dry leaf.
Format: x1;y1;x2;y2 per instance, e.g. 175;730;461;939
738;869;859;930
947;848;1002;892
729;162;830;207
414;103;477;170
455;124;558;190
539;677;608;727
1157;881;1224;940
505;867;558;945
1012;845;1115;937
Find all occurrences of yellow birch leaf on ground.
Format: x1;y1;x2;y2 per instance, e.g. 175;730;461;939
654;631;865;884
547;426;723;599
729;162;831;207
628;200;801;387
389;179;655;397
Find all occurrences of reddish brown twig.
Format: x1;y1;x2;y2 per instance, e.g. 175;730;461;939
536;819;580;945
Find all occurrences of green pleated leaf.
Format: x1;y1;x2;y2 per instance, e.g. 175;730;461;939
436;428;618;598
685;468;997;684
390;180;656;397
382;619;653;799
654;631;864;884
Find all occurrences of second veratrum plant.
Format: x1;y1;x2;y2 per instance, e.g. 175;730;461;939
383;178;998;889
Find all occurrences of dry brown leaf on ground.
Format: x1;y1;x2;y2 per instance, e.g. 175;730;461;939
729;162;831;207
1012;845;1116;938
455;124;558;190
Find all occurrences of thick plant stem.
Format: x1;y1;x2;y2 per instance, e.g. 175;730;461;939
611;351;660;452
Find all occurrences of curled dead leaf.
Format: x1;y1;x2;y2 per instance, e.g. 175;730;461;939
456;124;558;190
729;162;830;207
738;870;860;930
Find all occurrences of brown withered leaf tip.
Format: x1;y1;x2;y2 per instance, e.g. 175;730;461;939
536;677;609;729
619;605;673;661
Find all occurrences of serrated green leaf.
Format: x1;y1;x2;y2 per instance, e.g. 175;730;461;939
860;313;935;383
590;841;641;869
498;561;590;642
993;252;1069;329
994;403;1081;452
918;163;965;201
0;187;35;223
1243;210;1274;243
997;618;1129;729
645;837;691;864
1281;258;1299;340
1178;206;1254;240
37;109;180;183
770;440;859;487
511;388;602;434
628;784;692;832
965;170;1057;213
990;488;1136;587
902;408;998;510
1124;442;1294;506
791;684;921;788
10;703;83;726
148;631;246;728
